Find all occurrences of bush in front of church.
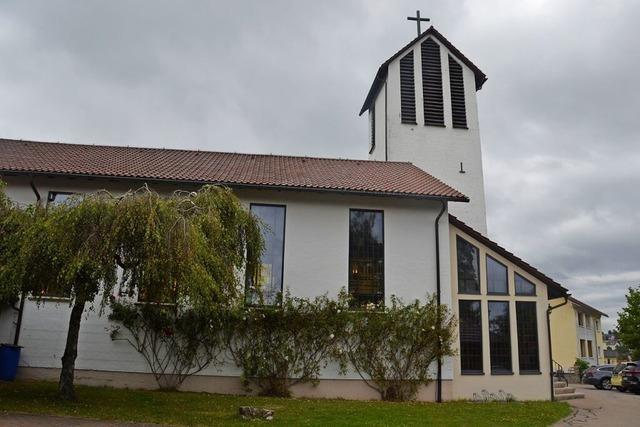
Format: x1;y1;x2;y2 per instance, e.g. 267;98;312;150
225;290;349;397
339;294;457;401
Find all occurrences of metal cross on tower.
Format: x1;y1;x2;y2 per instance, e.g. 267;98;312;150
407;10;430;37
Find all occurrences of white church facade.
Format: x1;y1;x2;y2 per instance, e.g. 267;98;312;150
0;26;569;401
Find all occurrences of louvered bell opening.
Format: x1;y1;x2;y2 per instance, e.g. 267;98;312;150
421;38;445;127
449;55;468;129
399;51;416;125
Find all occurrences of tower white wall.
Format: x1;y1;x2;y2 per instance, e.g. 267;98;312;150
368;35;488;234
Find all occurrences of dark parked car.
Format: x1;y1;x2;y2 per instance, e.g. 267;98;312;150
583;364;615;390
611;361;638;392
621;362;640;394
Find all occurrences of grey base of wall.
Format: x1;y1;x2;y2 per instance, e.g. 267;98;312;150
16;367;453;402
565;373;581;384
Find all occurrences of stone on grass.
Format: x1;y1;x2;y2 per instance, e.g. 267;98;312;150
239;406;274;421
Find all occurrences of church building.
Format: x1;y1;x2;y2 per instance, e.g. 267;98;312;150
0;23;576;401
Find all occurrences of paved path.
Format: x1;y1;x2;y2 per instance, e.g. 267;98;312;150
0;413;161;426
554;383;640;426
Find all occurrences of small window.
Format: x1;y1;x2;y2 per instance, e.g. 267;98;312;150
47;191;75;207
486;255;508;295
514;273;535;296
580;339;586;357
578;313;584;327
349;209;384;305
516;301;540;372
457;236;480;294
587;341;593;358
246;204;286;305
459;300;483;374
489;301;512;374
448;55;467;129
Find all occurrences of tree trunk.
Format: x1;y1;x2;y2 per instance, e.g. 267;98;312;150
58;297;86;400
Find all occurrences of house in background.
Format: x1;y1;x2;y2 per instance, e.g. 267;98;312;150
549;297;607;370
0;23;583;401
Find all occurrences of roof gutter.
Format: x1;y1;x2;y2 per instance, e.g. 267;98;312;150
546;296;569;401
1;170;469;203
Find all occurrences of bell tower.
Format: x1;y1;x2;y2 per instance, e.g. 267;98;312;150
361;22;488;234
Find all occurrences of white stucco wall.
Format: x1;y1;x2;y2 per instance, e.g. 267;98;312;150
0;174;455;386
368;35;488;234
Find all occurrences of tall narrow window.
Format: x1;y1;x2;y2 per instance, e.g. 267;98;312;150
399;51;416;124
587;341;593;357
459;300;483;374
369;105;375;153
246;204;286;305
457;236;480;294
349;209;384;304
516;301;540;372
515;273;536;296
421;38;444;126
486;255;508;295
448;55;467;129
580;339;586;357
489;301;512;373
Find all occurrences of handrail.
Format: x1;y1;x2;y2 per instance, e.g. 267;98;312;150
553;360;569;387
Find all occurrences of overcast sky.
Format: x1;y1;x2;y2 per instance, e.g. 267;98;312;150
1;0;638;331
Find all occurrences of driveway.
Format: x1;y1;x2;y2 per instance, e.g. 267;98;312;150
554;383;639;426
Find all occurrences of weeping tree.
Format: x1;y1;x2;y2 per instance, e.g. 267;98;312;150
4;183;262;399
108;185;263;390
0;181;31;307
15;190;119;400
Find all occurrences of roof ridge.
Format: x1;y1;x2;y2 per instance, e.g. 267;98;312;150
0;137;413;166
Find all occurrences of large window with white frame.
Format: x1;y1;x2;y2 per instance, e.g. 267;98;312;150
489;300;512;374
349;209;384;305
246;204;286;305
516;301;540;373
457;236;480;294
515;273;536;296
486;255;508;295
459;300;483;374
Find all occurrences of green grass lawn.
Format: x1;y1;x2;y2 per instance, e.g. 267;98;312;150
0;381;571;426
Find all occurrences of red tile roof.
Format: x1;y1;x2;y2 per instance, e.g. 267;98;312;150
0;138;468;201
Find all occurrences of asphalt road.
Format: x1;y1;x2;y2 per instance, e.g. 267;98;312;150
554;383;640;426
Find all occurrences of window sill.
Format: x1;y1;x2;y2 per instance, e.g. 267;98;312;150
452;125;469;130
401;121;418;126
491;370;514;376
28;296;71;302
520;370;542;375
461;371;485;376
425;123;446;128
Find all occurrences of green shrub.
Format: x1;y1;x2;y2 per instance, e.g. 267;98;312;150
226;292;349;397
340;295;457;401
109;301;225;390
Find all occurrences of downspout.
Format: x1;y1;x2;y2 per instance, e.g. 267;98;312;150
434;199;446;403
12;176;42;346
384;81;388;161
546;295;569;401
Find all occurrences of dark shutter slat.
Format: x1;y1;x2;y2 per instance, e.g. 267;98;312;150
449;55;468;129
399;51;416;124
421;38;445;127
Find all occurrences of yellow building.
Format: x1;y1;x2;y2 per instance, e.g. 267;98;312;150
549;297;607;371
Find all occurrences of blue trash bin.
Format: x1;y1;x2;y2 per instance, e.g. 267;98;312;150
0;344;22;381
